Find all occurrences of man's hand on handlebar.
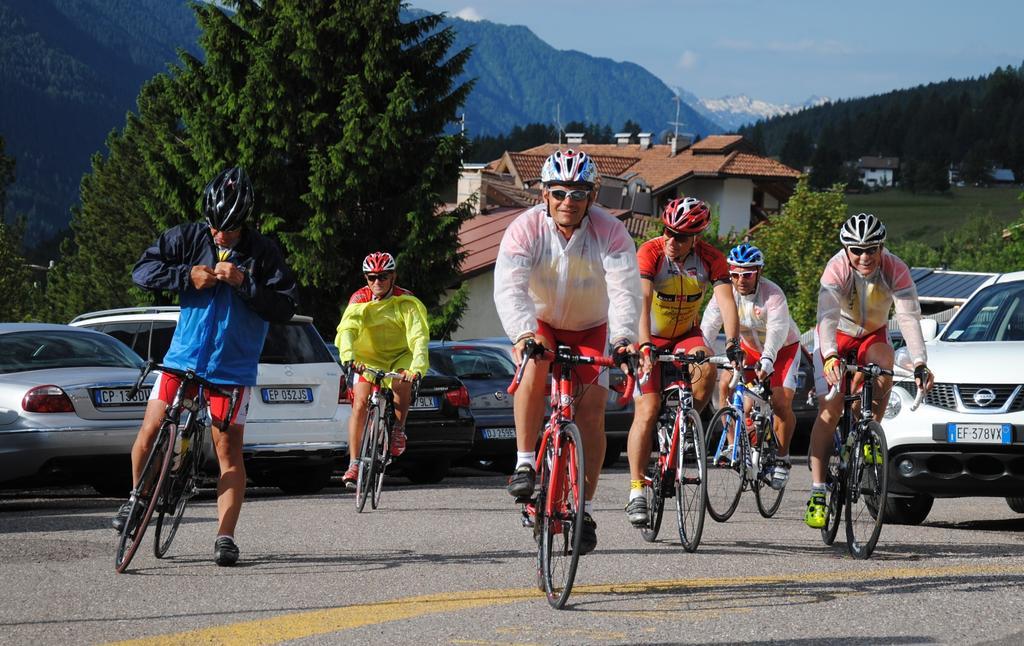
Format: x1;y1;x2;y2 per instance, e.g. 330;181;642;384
914;363;934;393
725;338;744;372
755;356;774;382
398;369;420;383
822;355;843;387
611;338;637;376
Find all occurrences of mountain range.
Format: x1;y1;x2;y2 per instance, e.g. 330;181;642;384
695;94;831;131
2;1;818;245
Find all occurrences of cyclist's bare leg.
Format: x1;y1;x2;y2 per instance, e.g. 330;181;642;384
771;386;796;457
347;380;373;460
211;421;245;537
129;399;168;486
863;342;894;419
809;390;844;483
574;384;607;501
513;355;551;453
391;379;413;427
717;369;731;412
689;345;716;412
626;392;659;481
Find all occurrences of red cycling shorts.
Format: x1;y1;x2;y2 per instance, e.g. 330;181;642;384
813;325;891;395
639;326;709;395
739;340;801;391
149;371;250;427
535;320;609;388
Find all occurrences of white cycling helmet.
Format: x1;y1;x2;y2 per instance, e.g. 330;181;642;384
540;149;599;187
839;213;887;246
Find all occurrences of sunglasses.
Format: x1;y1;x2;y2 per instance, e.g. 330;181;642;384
729;270;758;279
365;273;393;282
847;245;881;257
549;188;590;202
663;228;695;242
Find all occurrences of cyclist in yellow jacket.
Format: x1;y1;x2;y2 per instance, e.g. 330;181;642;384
335;252;430;486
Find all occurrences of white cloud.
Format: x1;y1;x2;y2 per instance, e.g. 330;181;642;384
677;50;698;70
454;7;484;21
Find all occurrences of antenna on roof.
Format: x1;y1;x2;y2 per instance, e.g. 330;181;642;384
554;102;563;147
668;88;685;141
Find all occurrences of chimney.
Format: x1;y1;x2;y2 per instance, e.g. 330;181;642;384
565;132;585;145
638;132;653;149
457;164;487;214
614;132;632;146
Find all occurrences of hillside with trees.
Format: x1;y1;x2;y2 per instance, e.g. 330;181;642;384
740;65;1024;192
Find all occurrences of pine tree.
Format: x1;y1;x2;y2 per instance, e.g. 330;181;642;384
0;138;40;321
48;1;474;336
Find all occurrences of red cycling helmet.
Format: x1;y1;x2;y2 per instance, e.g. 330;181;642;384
661;197;711;235
362;251;396;274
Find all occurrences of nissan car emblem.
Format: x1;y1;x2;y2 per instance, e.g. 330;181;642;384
972;388;996;407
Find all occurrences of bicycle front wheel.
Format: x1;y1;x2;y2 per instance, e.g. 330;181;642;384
675;408;707;552
540;422;585;609
640;454;665;543
754;420;785;518
154;416;200;558
355;404;380;513
845;421;888;559
370;418;389;510
704;407;744;522
822;432;844;545
115;419;175;573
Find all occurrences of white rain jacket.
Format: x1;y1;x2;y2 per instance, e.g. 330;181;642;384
493;203;641;345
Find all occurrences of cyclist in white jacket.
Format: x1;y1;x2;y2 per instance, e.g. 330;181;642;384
494;148;641;555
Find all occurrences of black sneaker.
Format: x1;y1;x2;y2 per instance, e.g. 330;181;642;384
111;501;131;533
214;537;239;567
625;497;649;527
578;513;597;555
507;465;536;500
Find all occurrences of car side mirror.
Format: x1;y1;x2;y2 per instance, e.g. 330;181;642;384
920;318;938;342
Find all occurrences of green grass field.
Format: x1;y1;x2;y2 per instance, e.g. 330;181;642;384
846;186;1023;246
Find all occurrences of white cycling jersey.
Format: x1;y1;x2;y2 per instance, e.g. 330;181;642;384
493;203;641;344
701;277;800;362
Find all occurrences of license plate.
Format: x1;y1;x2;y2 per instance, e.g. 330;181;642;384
946;423;1012;444
261;387;313;404
93;387;151;407
411;396;438;410
481;427;517;440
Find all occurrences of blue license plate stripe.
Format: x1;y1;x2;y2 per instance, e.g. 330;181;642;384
946;423;1013;444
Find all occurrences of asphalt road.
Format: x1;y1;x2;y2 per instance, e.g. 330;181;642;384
3;462;1024;645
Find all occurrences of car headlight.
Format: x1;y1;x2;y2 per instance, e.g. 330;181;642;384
884;389;902;419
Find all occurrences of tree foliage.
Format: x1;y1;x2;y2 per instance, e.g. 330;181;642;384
47;1;474;337
752;178;849;330
0;139;39;321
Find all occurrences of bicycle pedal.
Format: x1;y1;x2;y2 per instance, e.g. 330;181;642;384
515;494;535;505
521;510;535;528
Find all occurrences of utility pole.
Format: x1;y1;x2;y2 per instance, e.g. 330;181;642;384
459;113;466;164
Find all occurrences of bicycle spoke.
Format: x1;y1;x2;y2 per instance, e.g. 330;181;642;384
675;409;707;551
821;431;844;545
355;405;379;513
845;421;888;559
704;407;744;522
754;422;785;518
640;459;665;543
115;420;175;573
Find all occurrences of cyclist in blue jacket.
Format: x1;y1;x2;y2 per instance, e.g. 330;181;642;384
112;167;298;566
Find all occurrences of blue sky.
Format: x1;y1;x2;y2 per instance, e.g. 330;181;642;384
412;0;1024;105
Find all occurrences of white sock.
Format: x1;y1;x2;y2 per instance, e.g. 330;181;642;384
629;488;645;501
516;451;535;469
216;534;235;543
811;482;826;493
584;500;594;515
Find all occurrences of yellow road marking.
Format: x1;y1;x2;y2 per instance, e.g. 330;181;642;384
110;562;1024;645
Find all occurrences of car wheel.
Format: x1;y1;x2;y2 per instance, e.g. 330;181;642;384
602;440;624;468
91;473;132;498
274;466;333;495
404;460;449;485
883;493;934;525
1006;497;1024;513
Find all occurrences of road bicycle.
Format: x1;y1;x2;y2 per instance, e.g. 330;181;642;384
508;339;634;609
704;358;787;521
115;362;239;573
819;360;925;559
637;347;708;551
351;365;420;513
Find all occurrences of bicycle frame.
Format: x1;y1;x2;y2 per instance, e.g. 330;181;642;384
650;356;701;487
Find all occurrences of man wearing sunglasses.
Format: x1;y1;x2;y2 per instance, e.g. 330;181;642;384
624;196;742;527
804;212;934;528
494;148;641;554
335;251;429;487
702;243;802;490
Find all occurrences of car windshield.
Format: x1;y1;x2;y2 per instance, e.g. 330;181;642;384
0;330;144;374
942;282;1024;342
432;347;516;379
260;322;334;364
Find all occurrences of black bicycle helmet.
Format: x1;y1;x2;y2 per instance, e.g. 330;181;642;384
203;167;254;231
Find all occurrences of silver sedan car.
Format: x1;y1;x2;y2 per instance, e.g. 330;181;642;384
0;323;152;494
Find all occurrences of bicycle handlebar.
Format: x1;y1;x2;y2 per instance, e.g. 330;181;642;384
708;355;742;388
822;361;926;410
129;360;236;399
507;339;636;406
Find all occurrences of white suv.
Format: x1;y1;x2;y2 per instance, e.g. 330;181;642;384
70;307;348;494
883;271;1024;524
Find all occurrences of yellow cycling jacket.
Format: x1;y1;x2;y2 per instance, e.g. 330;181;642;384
334;285;430;376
